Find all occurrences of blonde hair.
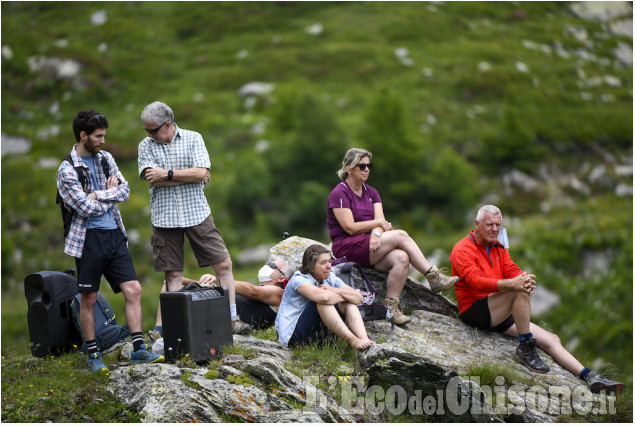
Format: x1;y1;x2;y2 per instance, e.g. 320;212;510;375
337;148;372;180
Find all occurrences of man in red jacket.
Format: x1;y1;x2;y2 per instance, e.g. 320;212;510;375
450;205;622;394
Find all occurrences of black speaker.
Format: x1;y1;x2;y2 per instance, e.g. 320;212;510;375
160;286;233;363
24;271;82;357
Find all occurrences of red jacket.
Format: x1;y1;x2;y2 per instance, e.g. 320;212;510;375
450;230;524;315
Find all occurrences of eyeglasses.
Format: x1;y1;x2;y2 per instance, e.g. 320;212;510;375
357;162;373;171
269;262;286;278
144;121;167;135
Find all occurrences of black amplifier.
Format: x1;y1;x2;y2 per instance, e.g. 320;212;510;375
160;285;233;363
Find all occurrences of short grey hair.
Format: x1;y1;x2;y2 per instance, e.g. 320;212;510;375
476;205;502;222
141;101;175;125
337;148;372;180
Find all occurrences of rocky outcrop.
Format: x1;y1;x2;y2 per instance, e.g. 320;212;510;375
106;237;618;422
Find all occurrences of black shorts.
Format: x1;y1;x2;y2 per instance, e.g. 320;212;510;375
236;295;277;330
459;296;515;333
75;229;137;293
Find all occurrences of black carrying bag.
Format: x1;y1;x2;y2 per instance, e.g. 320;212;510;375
332;258;387;322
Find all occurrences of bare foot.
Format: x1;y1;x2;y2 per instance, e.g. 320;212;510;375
349;337;375;351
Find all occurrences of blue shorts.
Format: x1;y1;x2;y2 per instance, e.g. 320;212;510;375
75;229;137;293
288;301;344;347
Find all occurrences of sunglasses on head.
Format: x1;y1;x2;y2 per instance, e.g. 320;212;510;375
144;121;167;135
357;162;373;171
88;114;105;123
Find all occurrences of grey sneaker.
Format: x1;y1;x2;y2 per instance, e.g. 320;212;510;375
425;266;460;292
584;371;624;394
232;319;253;335
513;339;550;373
130;344;165;365
87;352;109;373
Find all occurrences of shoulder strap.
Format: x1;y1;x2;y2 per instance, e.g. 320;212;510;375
63;153;90;192
341;262;377;294
99;154;110;179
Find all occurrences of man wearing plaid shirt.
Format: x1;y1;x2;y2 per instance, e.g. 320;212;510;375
57;110;164;372
138;101;246;335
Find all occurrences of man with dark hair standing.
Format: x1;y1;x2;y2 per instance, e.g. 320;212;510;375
450;204;623;394
137;101;245;335
57;110;164;372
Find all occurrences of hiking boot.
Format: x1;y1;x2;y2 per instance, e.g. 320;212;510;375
425;266;460;292
584;371;624;395
383;297;411;325
232;319;253;335
87;352;109;373
513;339;550;373
148;329;162;342
131;344;165;365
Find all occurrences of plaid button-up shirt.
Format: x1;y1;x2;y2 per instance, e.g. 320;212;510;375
138;124;211;228
57;145;129;258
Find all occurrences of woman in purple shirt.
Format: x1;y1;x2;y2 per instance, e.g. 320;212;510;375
327;148;459;325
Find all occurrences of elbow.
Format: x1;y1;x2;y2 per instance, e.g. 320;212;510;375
318;293;332;304
340;226;356;236
197;169;209;181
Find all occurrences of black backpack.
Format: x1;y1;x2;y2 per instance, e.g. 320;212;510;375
56;153;110;237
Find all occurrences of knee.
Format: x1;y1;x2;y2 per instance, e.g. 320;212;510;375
121;281;142;302
81;292;98;309
393;229;410;242
514;291;531;303
165;270;181;281
213;257;233;274
390;250;410;271
316;303;334;316
538;331;561;350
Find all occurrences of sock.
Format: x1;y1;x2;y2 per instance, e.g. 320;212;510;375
86;339;98;356
579;367;591;380
153;325;163;333
230;304;237;321
518;332;533;342
131;332;144;351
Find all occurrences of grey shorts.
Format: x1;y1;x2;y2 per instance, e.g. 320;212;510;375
151;215;230;272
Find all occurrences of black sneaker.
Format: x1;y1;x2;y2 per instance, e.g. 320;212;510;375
513;339;550;373
584;371;624;395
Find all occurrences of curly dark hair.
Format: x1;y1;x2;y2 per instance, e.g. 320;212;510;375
72;110;108;141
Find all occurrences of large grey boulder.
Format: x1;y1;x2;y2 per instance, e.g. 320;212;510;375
359;311;615;422
108;335;356;423
106;237;616;422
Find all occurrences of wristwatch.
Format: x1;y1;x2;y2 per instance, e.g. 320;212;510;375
372;230;382;238
167;169;173;180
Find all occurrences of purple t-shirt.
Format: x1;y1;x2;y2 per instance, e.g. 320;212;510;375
327;180;381;242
